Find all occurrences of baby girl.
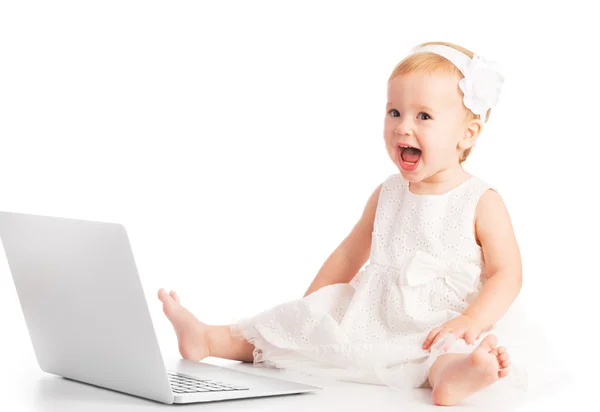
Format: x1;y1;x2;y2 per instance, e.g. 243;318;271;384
158;41;531;406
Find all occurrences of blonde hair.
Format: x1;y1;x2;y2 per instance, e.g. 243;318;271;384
388;41;490;163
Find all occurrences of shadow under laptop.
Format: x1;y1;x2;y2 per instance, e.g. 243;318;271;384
33;376;170;411
32;374;322;411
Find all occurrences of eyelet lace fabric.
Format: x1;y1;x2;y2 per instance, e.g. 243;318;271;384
231;173;548;391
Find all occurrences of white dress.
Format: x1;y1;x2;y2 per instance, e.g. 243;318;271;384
232;173;543;391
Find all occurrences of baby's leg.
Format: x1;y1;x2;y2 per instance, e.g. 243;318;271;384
427;334;511;406
158;289;254;363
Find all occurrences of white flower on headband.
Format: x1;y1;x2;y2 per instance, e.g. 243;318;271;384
410;45;505;121
458;55;504;120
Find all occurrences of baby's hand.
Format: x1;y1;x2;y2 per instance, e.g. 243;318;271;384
422;315;483;351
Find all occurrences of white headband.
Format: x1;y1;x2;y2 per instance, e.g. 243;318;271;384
410;45;504;121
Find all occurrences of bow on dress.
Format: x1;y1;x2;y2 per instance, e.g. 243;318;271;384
402;250;482;297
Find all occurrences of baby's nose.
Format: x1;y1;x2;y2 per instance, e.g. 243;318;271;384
395;120;414;136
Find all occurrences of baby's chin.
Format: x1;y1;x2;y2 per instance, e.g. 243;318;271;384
398;169;426;182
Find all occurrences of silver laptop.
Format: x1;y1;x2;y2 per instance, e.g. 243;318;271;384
0;211;321;404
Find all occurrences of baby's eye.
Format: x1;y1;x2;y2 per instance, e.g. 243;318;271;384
418;112;431;120
388;109;400;117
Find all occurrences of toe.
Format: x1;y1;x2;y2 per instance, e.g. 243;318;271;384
498;352;509;362
499;367;510;378
158;289;177;309
501;359;511;369
170;290;180;303
496;346;507;355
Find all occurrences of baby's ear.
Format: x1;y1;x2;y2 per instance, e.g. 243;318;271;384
458;118;483;150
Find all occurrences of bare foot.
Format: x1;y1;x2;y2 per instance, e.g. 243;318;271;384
431;334;511;406
157;288;211;361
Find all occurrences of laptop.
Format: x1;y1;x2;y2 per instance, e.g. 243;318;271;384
0;211;321;404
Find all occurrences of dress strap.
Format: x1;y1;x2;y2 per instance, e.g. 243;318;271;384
462;176;494;220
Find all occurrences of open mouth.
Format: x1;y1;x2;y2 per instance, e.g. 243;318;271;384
397;144;422;171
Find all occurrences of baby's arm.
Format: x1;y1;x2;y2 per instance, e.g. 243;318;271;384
303;183;382;297
423;189;522;350
462;189;523;330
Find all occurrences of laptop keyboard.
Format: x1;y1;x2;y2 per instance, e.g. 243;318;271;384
168;372;249;394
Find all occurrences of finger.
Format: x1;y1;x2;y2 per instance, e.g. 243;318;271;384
465;329;479;345
452;328;466;341
429;329;451;350
440;337;455;352
423;328;443;350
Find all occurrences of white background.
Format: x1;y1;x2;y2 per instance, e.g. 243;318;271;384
1;1;598;410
